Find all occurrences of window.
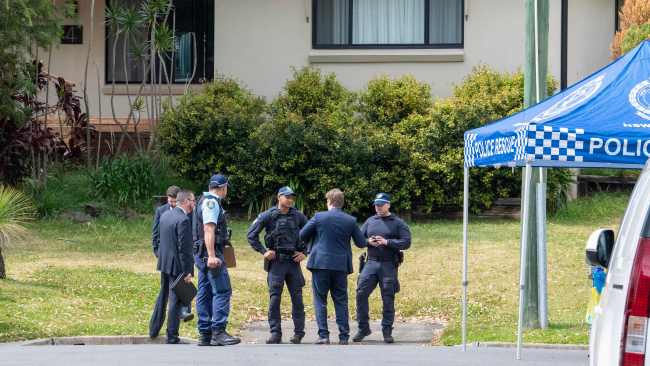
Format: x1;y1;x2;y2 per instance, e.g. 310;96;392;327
105;0;214;84
313;0;463;49
615;0;625;31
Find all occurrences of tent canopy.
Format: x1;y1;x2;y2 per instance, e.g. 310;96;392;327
464;40;650;170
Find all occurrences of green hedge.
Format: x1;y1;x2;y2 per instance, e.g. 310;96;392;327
159;66;571;216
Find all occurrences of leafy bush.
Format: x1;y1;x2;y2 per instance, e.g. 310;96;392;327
90;155;155;208
358;74;431;127
158;66;571;216
158;76;266;203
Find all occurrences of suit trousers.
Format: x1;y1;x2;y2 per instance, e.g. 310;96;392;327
311;269;349;341
149;272;184;338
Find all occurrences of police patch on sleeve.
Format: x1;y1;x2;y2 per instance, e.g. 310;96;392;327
202;198;220;225
206;200;216;209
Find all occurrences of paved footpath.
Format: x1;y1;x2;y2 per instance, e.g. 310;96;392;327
0;343;588;366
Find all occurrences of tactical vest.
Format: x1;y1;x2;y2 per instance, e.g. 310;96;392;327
265;209;300;254
193;194;228;257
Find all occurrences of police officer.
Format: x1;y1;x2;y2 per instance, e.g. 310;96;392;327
193;174;240;346
353;193;411;344
247;186;308;344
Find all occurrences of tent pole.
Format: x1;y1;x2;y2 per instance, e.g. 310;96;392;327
517;163;533;360
462;167;469;351
537;169;548;329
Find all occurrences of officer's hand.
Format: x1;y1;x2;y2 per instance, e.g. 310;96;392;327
184;273;193;283
374;236;389;246
367;237;380;247
207;256;222;269
293;252;306;263
264;250;276;261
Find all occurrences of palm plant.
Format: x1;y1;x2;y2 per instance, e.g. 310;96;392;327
0;186;36;279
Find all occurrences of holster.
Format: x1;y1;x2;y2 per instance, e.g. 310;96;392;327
264;258;271;272
396;251;404;267
193;240;205;257
359;252;367;274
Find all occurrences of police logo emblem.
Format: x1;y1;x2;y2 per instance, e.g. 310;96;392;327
376;194;382;199
629;78;650;121
532;74;605;123
206;200;216;209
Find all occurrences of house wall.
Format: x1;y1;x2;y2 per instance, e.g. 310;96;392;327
44;0;615;120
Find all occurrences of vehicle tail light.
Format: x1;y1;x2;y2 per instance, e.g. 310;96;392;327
621;238;650;365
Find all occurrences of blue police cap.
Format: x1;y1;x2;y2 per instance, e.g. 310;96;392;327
278;186;296;197
373;192;391;205
208;174;229;188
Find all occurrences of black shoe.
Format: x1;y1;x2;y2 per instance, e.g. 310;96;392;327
314;338;330;345
352;329;371;342
266;333;282;344
382;329;394;344
197;332;212;346
166;336;181;344
181;311;194;322
339;339;348;345
289;334;304;344
210;330;241;346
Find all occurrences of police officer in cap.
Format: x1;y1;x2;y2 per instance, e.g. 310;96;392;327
247;186;308;344
353;193;411;344
193;174;240;346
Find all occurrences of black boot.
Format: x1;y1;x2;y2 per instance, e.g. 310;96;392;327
266;333;282;344
210;329;241;346
352;328;371;342
289;333;304;344
382;328;394;344
197;332;212;346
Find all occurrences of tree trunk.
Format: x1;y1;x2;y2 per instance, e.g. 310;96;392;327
0;246;6;279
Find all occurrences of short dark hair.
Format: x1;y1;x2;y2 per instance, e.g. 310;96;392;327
326;188;344;208
166;185;181;198
176;190;194;204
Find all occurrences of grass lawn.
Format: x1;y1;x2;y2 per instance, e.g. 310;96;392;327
0;192;629;345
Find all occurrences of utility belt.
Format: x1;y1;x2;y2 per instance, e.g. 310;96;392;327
193;239;225;258
367;255;395;262
360;251;404;273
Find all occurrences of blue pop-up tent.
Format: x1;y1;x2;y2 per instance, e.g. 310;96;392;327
461;40;650;355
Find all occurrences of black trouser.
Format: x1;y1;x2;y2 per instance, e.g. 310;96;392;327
267;259;305;336
149;272;188;338
356;260;399;333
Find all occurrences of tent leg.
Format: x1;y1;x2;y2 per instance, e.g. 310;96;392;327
462;167;469;351
537;168;548;329
517;164;533;360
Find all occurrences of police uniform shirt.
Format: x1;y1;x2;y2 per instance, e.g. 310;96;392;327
361;214;411;261
201;192;221;225
247;207;308;255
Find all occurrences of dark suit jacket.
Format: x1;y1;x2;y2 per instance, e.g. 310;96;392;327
152;203;171;257
157;207;194;277
300;208;366;274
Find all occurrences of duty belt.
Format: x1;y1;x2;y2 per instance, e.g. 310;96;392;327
367;255;395;262
277;253;295;262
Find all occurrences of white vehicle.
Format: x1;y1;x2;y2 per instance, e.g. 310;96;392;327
586;164;650;366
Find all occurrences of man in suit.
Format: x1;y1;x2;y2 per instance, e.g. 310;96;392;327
299;188;366;345
152;185;180;258
149;190;196;344
151;185;192;330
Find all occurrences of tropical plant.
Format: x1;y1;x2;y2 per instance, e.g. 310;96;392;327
0;186;36;279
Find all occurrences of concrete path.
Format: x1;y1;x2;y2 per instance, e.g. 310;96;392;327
0;343;589;366
240;319;443;344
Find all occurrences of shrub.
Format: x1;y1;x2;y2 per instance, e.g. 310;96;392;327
271;67;354;118
621;23;650;55
90;155;156;209
158;76;266;203
358;74;431;127
0;185;36;278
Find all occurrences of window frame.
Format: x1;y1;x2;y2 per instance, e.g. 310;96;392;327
104;0;214;85
312;0;464;50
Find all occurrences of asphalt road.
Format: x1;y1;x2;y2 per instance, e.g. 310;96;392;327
0;343;588;366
